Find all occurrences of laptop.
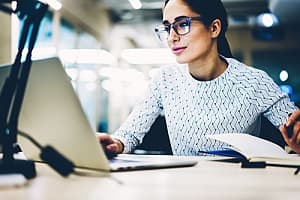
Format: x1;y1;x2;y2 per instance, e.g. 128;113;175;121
0;57;197;172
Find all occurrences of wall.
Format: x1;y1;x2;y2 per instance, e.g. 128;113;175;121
227;25;300;65
0;12;11;64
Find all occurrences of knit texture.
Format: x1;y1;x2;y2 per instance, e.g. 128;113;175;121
113;57;297;155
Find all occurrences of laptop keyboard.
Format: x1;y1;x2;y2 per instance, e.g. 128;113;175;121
109;157;141;164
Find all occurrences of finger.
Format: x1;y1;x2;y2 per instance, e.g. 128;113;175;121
291;125;300;143
106;144;118;152
296;131;300;145
280;125;300;154
279;124;290;145
286;110;300;126
293;121;300;133
104;145;118;159
280;124;297;147
96;133;114;144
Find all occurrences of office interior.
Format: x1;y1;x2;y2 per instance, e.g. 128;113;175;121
1;1;300;199
0;0;300;140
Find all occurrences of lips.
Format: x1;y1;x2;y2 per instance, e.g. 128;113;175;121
172;46;187;55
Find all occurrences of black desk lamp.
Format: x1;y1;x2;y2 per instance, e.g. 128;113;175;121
0;0;75;179
0;0;48;179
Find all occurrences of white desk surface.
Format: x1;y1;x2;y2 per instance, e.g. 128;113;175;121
0;155;300;200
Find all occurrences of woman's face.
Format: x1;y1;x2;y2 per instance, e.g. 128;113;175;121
163;0;215;64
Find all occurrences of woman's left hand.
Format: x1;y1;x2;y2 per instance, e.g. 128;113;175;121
279;110;300;154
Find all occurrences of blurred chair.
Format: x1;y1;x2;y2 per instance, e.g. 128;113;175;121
259;115;286;148
134;115;173;155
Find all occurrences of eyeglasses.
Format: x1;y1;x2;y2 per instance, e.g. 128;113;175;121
155;16;204;41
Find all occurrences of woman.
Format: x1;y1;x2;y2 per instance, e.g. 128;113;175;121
98;0;300;156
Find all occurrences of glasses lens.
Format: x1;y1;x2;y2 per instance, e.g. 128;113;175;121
174;18;190;35
155;25;169;41
155;17;191;42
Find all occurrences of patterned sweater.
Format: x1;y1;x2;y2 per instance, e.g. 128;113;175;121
113;57;297;155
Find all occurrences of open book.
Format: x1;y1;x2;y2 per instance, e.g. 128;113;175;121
206;133;300;167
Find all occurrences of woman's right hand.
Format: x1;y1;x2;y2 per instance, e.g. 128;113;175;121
96;133;124;157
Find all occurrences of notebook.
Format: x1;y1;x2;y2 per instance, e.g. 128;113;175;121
0;57;197;172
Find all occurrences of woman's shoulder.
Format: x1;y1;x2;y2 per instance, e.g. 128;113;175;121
226;57;271;79
153;63;187;80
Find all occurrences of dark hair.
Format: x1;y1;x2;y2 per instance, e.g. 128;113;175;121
164;0;233;58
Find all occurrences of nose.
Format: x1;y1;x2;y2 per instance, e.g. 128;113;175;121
168;28;180;43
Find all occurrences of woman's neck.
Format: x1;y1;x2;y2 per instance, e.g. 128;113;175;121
188;55;228;81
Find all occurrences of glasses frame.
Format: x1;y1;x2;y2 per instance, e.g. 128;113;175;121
155;16;204;41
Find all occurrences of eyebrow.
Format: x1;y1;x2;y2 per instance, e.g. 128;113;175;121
162;15;189;25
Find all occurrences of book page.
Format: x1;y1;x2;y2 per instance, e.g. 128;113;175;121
207;133;292;159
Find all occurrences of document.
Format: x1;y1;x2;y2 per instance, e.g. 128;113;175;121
207;133;300;166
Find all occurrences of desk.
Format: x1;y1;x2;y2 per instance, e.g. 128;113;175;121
0;156;300;200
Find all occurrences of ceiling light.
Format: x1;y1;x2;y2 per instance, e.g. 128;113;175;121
279;70;288;82
256;13;279;27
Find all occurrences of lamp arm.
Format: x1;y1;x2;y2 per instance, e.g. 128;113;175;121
0;0;48;179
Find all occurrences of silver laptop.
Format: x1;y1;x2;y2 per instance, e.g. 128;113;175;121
0;57;197;172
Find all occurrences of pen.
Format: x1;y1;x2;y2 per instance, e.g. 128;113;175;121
287;113;293;138
294;168;299;175
286;124;293;138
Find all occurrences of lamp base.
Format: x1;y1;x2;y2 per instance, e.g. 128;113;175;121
0;159;36;179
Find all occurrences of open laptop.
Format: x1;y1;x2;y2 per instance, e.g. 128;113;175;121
0;57;197;172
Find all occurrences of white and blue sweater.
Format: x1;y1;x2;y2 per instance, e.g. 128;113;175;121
113;57;297;155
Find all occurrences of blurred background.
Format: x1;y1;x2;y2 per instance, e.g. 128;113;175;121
0;0;300;134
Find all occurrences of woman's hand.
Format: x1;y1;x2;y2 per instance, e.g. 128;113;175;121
96;133;124;157
279;110;300;154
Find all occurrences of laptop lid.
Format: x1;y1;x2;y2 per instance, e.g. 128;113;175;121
0;57;110;171
0;57;197;171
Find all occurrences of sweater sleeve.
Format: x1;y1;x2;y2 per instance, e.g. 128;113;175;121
112;69;164;153
256;71;298;127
